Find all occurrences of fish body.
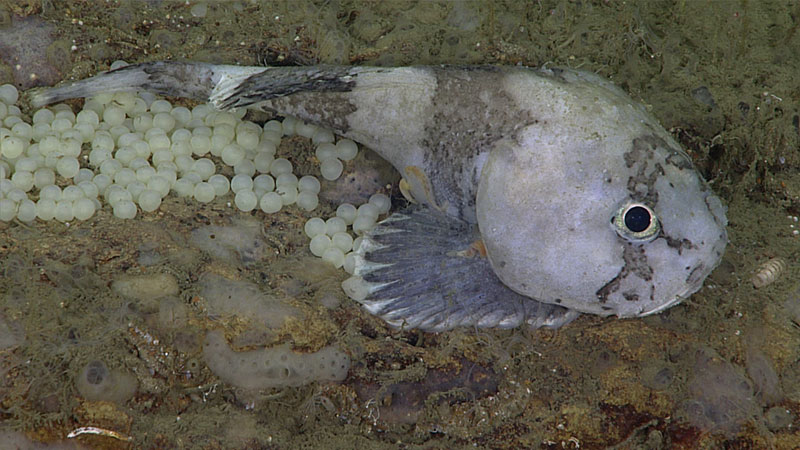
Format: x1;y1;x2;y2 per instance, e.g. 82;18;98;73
32;62;728;331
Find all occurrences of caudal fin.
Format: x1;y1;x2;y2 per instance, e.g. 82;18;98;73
30;60;371;113
29;61;265;108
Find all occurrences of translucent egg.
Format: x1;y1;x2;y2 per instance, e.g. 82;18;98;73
208;174;230;196
331;232;354;252
76;109;100;126
259;191;282;213
233;160;256;177
357;203;379;221
33;108;55;124
298;175;321;193
103;106;126;126
73;197;97;220
55;200;75;222
309;234;332;257
234;190;258;211
221;143;246;166
296;191;319;211
112;200;137;219
138;189;162;212
253;174;275;193
16;199;36;222
193;182;216;203
335;139;358;161
368;193;391;214
36;198;57;220
33;168;55;188
320;158;343;181
269;158;293;176
311;128;335;145
254;152;275;173
343;252;357;274
0;199;16;221
305;217;326;238
230;174;253;193
275;173;298;188
315;143;337;161
321;247;345;268
325;217;347;236
352;215;376;235
335;203;357;225
0;136;24;158
276;185;297;205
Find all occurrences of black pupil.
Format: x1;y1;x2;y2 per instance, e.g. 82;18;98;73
624;206;651;233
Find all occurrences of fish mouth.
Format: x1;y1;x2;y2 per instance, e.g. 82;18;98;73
639;295;684;316
639;273;707;317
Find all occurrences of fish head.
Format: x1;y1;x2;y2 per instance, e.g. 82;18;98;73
476;129;728;318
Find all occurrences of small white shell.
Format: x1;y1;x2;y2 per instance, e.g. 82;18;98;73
751;258;787;289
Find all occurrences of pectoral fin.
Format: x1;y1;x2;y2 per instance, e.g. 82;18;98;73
342;206;580;331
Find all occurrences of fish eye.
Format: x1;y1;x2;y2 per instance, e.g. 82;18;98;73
612;202;660;242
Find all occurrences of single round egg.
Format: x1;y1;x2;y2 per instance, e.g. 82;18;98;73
331;232;354;252
259;191;282;213
138;189;162;212
253;174;275;193
16;199;36;222
73;197;96;220
270;158;293;176
335;139;359;161
298;175;321;193
230;174;253;193
325;217;347;236
207;174;230;196
296;191;319;211
113;200;137;219
335;203;357;225
234;190;258;211
304;217;326;238
55;200;75;222
320;158;343;181
193;182;216;203
321;247;345;268
309;234;332;257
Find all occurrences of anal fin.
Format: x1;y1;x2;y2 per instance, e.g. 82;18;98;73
342;206;580;332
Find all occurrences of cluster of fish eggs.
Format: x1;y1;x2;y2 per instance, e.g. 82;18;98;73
0;85;348;221
0;65;389;269
304;193;390;272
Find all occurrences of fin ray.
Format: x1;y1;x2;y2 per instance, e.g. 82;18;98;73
344;206;579;331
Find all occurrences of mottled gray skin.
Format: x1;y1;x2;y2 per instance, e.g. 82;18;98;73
249;65;520;224
31;62;728;328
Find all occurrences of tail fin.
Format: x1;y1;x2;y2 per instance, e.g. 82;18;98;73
30;60;369;112
29;61;264;107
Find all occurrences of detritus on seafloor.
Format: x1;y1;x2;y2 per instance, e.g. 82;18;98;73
74;359;137;404
111;272;180;302
764;406;794;431
202;330;349;390
198;272;300;331
682;346;759;437
189;218;269;266
0;312;24;350
744;335;783;406
0;429;82;449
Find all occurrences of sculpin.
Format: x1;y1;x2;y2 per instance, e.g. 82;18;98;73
32;62;728;331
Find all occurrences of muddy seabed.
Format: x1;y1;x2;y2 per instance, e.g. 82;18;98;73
1;1;800;449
